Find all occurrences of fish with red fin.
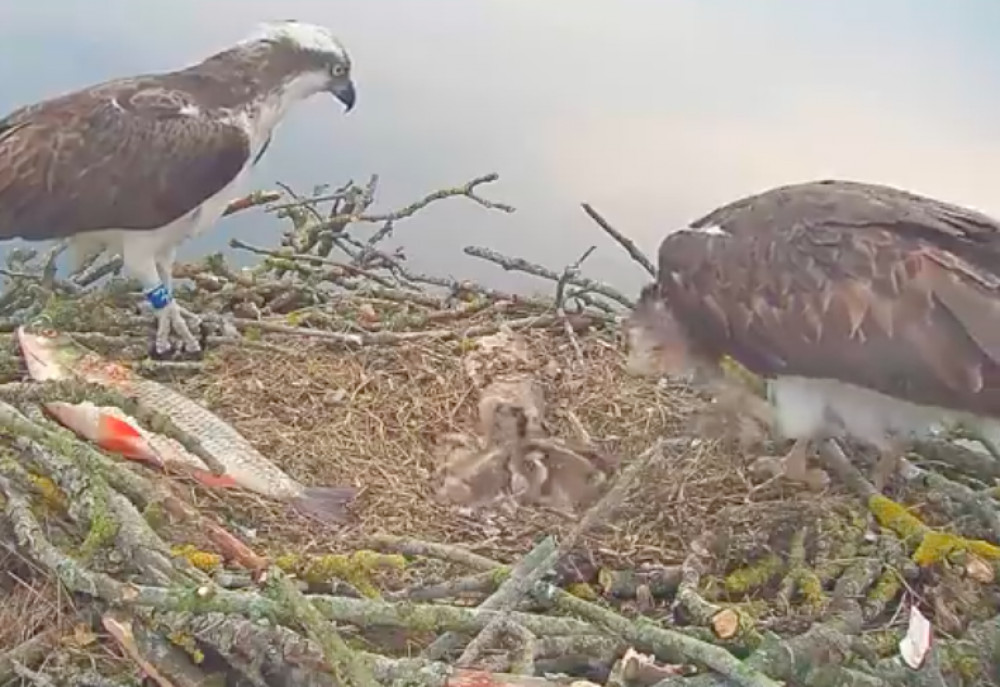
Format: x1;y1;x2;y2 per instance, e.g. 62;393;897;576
18;326;358;522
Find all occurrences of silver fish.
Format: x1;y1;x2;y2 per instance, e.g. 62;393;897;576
17;326;357;522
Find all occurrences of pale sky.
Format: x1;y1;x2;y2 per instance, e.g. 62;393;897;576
3;1;1000;296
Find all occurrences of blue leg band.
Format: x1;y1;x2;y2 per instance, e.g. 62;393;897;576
145;284;171;310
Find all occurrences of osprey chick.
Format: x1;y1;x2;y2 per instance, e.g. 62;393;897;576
626;179;1000;491
0;20;357;358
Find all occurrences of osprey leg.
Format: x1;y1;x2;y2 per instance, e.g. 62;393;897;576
870;438;907;492
125;249;201;359
155;252;205;353
750;437;830;491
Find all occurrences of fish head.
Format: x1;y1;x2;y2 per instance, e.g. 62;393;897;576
16;326;84;381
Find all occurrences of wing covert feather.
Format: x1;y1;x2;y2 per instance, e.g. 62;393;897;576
0;82;251;240
657;219;1000;418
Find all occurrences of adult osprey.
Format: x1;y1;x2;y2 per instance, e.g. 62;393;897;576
626;179;1000;491
0;20;357;358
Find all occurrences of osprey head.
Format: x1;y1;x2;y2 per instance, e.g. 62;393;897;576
248;20;357;111
624;283;709;382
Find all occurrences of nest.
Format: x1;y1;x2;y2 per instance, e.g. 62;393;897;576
1;174;999;686
170;320;837;570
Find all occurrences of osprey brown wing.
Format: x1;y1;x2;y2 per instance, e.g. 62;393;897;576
0;80;251;240
659;188;1000;419
691;179;1000;273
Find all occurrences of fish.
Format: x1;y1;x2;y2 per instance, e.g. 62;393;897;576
43;401;241;489
17;326;358;522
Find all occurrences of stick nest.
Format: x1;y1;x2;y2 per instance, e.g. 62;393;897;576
1;173;999;687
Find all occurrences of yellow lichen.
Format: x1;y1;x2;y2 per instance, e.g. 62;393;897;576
171;544;222;572
273;550;406;598
869;495;1000;567
26;473;67;513
167;631;205;664
724;553;783;595
868;495;928;542
913;531;1000;567
796;569;826;610
565;582;598;601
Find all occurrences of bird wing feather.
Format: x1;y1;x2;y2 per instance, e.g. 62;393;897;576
659;181;1000;417
0;79;251;240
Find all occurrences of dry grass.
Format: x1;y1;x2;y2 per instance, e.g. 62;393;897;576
165;320;849;573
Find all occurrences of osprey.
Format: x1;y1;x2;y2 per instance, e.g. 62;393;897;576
0;20;358;359
626;179;1000;491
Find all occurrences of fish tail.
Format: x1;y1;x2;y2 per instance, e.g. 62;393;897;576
291;486;358;523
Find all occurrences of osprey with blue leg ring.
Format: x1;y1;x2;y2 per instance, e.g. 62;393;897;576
0;20;358;360
146;284;171;311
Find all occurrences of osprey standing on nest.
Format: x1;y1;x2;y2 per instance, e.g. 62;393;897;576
626;179;1000;492
0;20;358;359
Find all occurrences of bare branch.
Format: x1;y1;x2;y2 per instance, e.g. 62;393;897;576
580;202;656;277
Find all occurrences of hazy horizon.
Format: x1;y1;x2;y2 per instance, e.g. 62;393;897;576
4;1;1000;298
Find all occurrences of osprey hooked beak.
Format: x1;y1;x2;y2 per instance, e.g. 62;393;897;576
331;79;356;112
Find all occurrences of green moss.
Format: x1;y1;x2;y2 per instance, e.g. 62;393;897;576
141;501;168;532
78;487;118;561
724;553;783;595
796;569;826;611
491;565;512;585
864;629;903;659
867;569;901;605
395;601;440;634
274;550;406;598
942;642;984;684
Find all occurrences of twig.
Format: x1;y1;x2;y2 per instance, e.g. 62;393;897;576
366;534;498;571
0;628;58;683
265;567;379;687
554;246;597;365
10;660;58;687
229;237;398;288
222;190;282;217
580;202;656;277
429;537;557;662
675;533;755;642
289;174;516;235
464;245;634;309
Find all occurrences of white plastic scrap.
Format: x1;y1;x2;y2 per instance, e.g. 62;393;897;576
899;603;932;669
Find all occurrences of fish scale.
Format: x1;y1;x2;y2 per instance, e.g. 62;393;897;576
17;326;357;522
119;374;300;498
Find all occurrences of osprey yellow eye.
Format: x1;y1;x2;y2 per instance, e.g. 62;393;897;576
332;64;347;77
